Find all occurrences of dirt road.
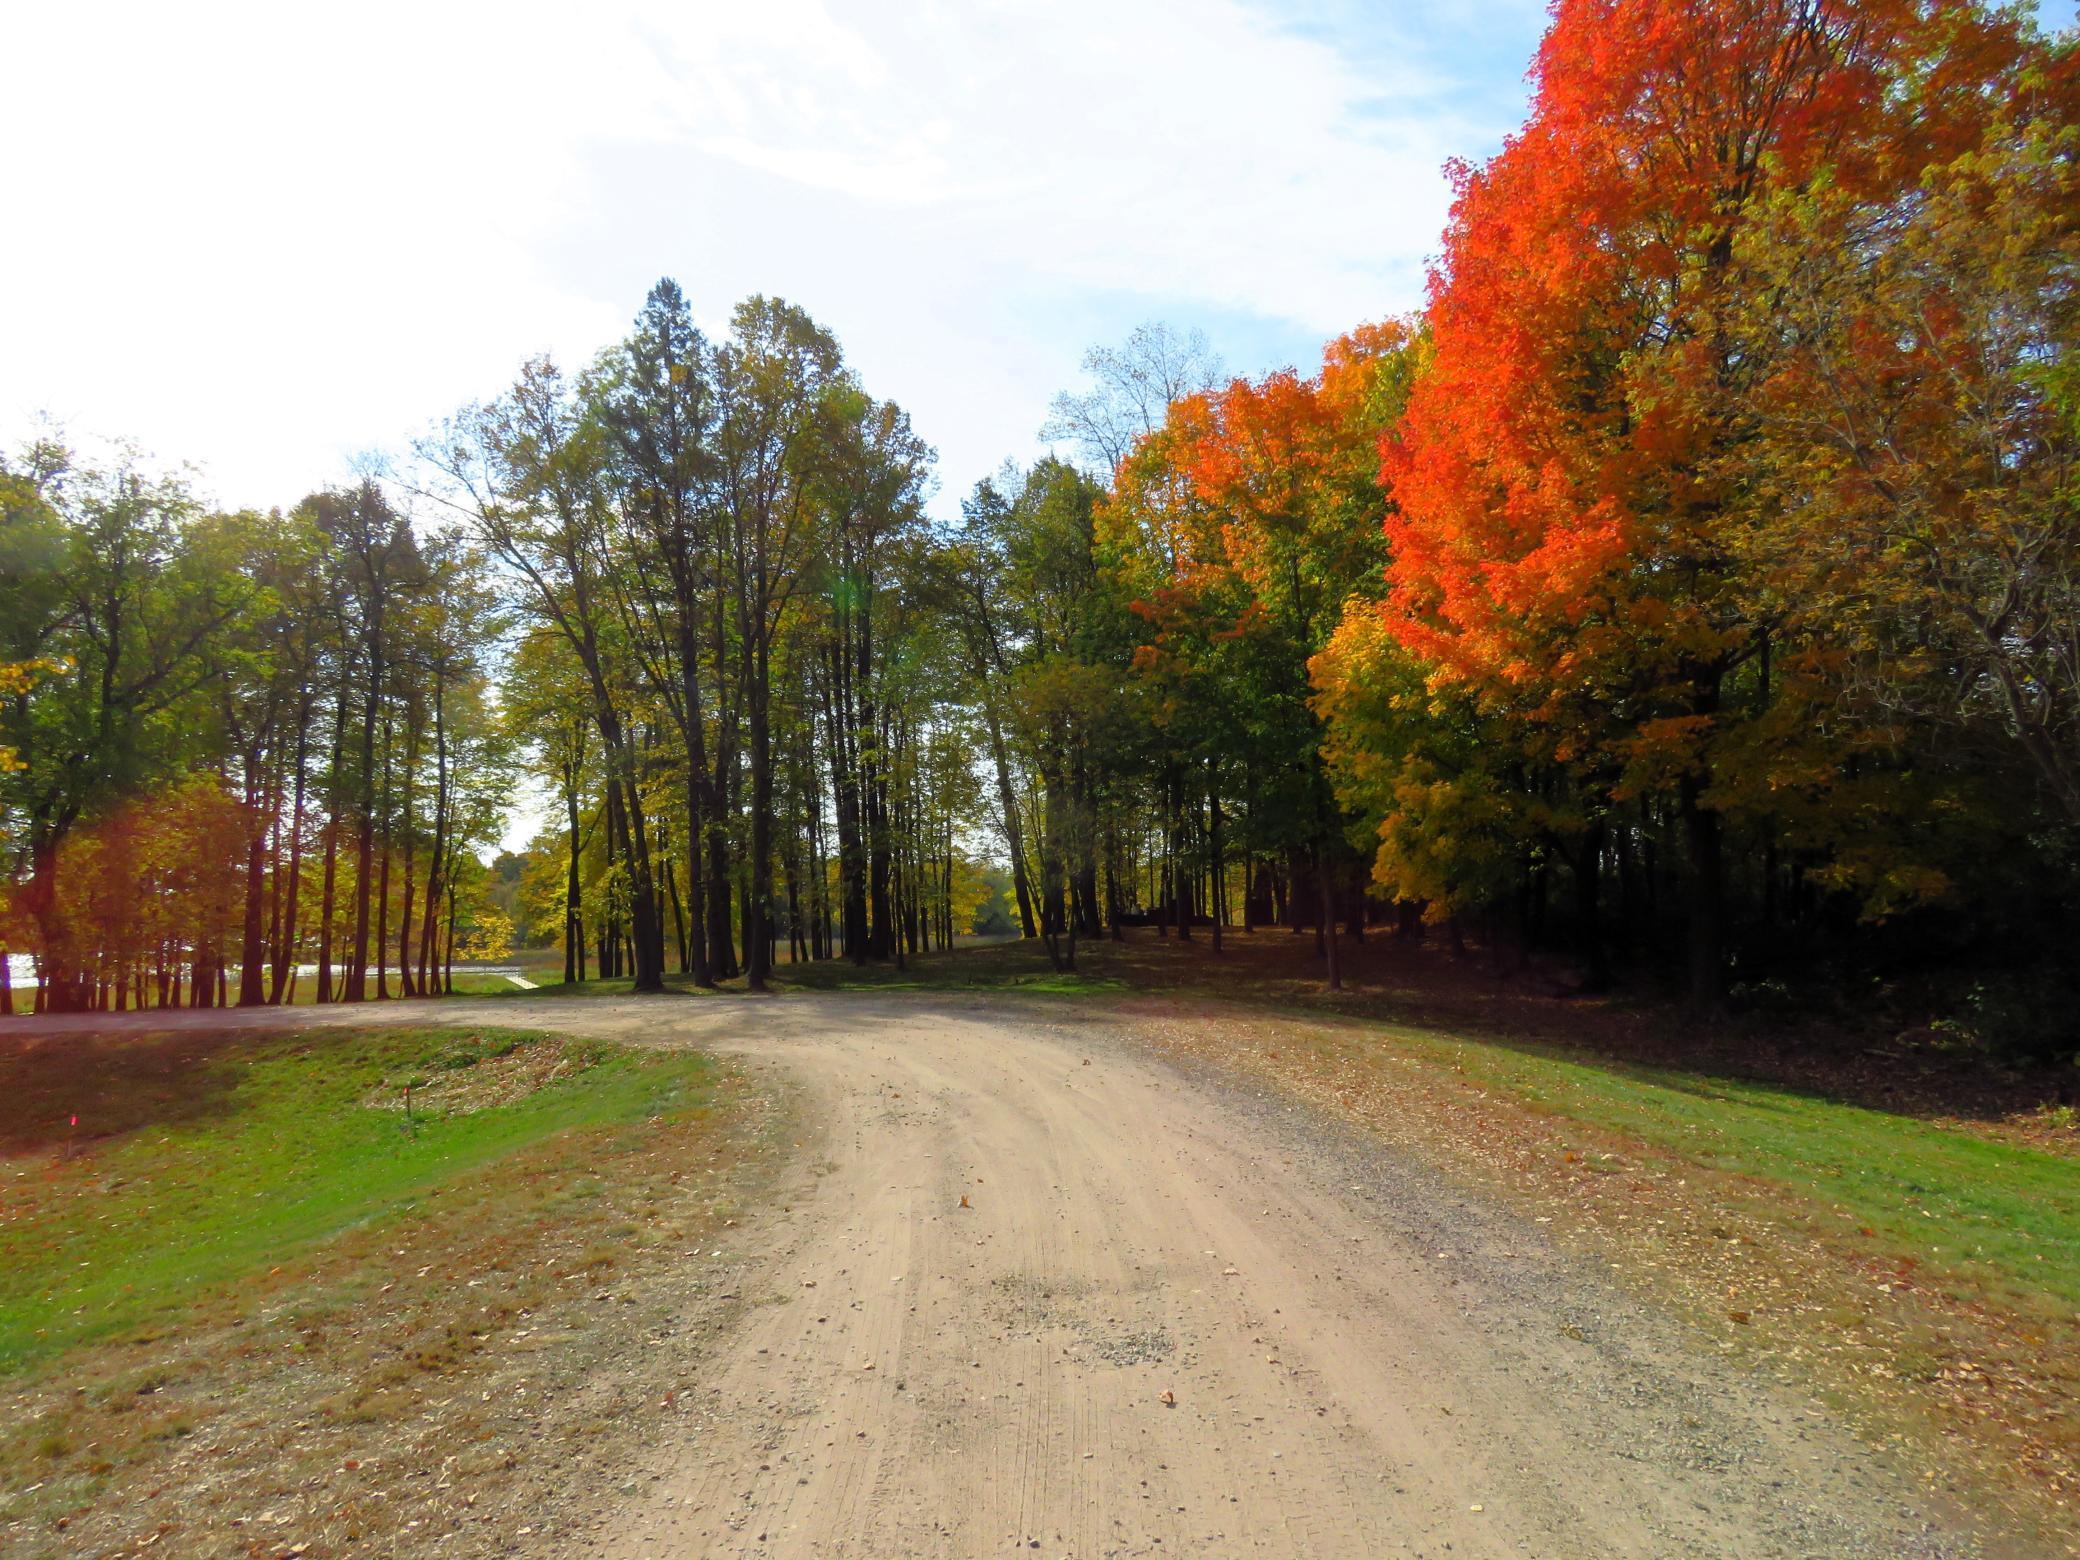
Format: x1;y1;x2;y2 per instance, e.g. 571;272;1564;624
8;992;1966;1555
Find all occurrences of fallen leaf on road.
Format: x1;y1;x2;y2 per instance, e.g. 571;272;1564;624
960;1195;972;1209
1159;1390;1177;1407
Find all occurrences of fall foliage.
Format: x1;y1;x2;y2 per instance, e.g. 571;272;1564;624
1079;0;2078;1044
5;0;2075;1052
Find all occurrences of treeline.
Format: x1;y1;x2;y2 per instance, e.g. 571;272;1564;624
7;0;2074;1051
1;280;1001;1009
942;327;1413;987
417;283;989;991
0;458;511;1013
977;1;2080;1050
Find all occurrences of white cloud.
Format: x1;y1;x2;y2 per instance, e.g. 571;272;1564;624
0;0;1542;515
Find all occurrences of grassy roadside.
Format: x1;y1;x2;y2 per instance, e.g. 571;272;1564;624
490;936;2080;1327
1365;1018;2080;1314
489;942;1117;1000
728;930;2079;1526
1115;993;2080;1536
0;1021;783;1556
0;1025;709;1372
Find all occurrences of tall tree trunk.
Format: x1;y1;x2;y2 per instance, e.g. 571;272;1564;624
808;752;832;961
1682;674;1725;1013
417;669;450;992
1207;757;1225;954
666;855;689;973
565;755;584;983
1316;843;1342;991
263;774;286;1001
347;654;382;1002
706;591;738;980
1573;818;1611;991
270;696;313;1004
397;710;420;998
673;583;716;987
783;840;803;966
867;772;894;960
316;669;348;1003
1682;777;1724;1011
375;714;393;1000
747;629;775;991
1170;764;1192;942
597;703;665;993
237;749;269;1006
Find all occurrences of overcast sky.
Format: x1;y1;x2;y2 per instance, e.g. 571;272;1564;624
1;0;1565;518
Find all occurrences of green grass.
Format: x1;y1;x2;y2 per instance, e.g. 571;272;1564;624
478;973;665;999
776;948;1123;995
442;972;527;996
1332;1016;2080;1317
0;1025;715;1374
772;935;1125;994
487;940;1125;999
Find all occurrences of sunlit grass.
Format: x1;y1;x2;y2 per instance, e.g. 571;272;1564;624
1274;1013;2080;1318
0;1025;715;1373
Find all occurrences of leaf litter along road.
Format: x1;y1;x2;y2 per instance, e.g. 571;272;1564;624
6;993;1987;1556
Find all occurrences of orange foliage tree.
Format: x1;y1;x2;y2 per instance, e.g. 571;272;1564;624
1102;324;1420;984
1371;0;2047;1005
35;777;249;1010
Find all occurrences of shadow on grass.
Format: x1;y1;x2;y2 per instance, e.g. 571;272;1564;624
0;1029;256;1158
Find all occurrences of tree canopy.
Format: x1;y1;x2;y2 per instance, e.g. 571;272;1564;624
5;0;2075;1057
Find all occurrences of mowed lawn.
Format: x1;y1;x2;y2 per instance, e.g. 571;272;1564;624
1306;1016;2080;1318
0;1023;716;1374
